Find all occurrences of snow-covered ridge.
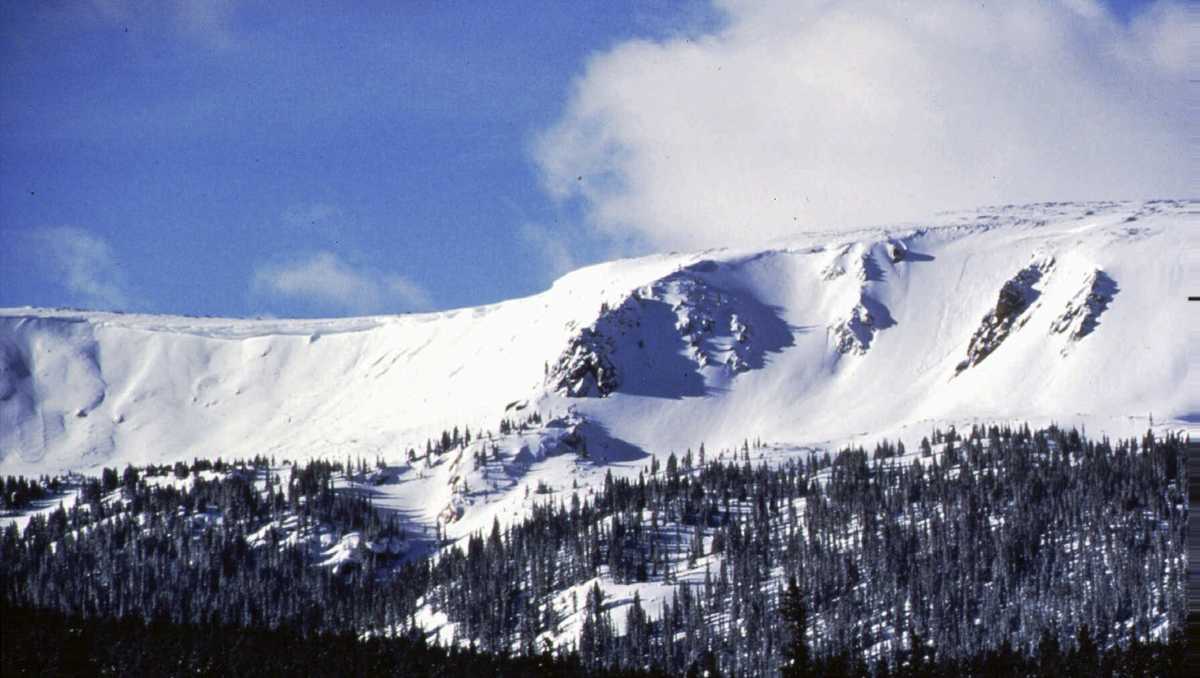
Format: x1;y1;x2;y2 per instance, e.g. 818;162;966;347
547;263;791;398
1;200;1194;478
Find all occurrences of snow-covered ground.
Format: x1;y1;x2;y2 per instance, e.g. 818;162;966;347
4;427;1176;658
2;200;1191;483
3;199;1191;661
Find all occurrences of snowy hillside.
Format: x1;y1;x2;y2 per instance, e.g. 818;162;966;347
2;200;1194;482
2;200;1193;672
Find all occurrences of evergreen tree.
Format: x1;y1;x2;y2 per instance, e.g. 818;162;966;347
780;576;810;677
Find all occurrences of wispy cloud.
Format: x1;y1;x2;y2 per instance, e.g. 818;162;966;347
537;0;1192;250
253;251;432;316
31;226;132;311
519;223;580;280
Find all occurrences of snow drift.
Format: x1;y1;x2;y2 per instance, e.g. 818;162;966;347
1;200;1193;476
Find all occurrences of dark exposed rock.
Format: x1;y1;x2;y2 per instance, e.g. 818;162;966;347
994;275;1032;321
832;304;875;355
956;259;1053;373
1051;270;1117;348
549;327;620;397
831;295;896;356
547;270;790;398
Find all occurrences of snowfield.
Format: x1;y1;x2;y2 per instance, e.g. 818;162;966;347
1;200;1192;662
2;200;1191;482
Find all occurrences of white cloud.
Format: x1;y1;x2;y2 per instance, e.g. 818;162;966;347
519;223;580;279
536;0;1193;250
32;226;132;310
253;252;432;316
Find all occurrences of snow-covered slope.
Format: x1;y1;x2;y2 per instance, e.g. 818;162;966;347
1;200;1194;479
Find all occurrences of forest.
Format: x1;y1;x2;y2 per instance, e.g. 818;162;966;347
1;425;1187;676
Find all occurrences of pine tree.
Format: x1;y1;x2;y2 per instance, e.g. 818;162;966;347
780;576;810;677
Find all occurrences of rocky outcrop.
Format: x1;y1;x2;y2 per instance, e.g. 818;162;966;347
825;246;896;356
832;303;876;355
547;268;787;398
956;258;1054;373
821;246;852;280
548;327;621;397
1051;269;1117;350
669;275;756;373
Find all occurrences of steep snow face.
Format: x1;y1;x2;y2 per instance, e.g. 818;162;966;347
955;255;1056;373
0;200;1194;475
546;264;793;398
542;199;1195;456
0;252;689;474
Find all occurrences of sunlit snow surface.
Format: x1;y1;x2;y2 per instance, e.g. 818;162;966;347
2;199;1193;652
3;200;1192;479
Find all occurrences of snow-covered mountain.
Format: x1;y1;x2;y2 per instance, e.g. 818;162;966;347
2;199;1194;484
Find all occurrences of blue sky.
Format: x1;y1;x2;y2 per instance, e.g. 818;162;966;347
0;0;1181;318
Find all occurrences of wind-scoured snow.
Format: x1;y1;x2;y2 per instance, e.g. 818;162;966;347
1;200;1194;481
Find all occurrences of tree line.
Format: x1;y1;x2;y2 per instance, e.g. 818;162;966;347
0;425;1186;676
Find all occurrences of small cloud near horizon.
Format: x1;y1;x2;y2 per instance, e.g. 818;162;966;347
252;251;433;316
29;226;133;311
519;222;581;280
